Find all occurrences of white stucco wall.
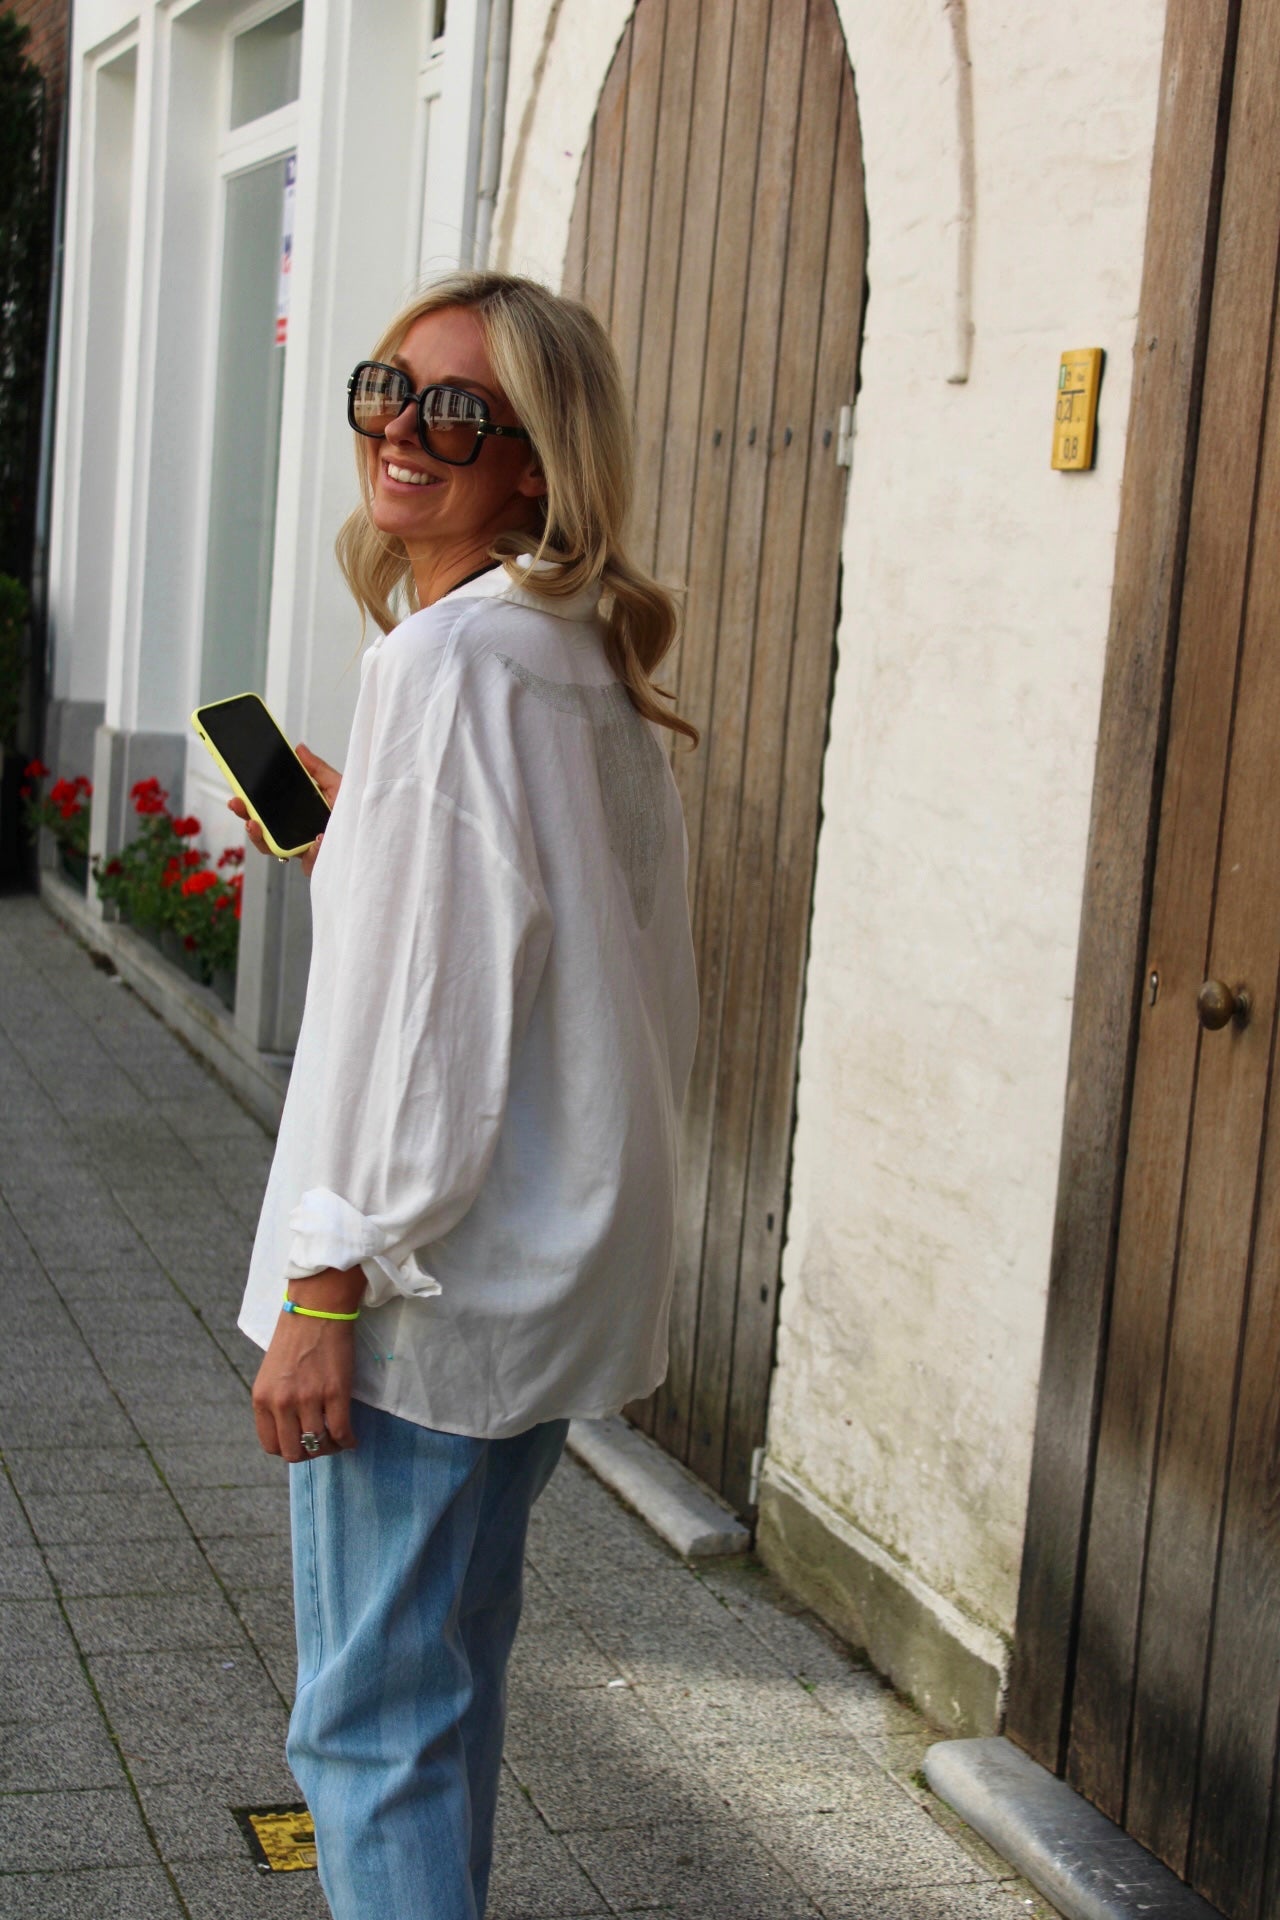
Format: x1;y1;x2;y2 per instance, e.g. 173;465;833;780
772;0;1167;1645
494;0;1168;1653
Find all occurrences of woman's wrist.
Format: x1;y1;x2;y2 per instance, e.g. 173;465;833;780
285;1266;366;1315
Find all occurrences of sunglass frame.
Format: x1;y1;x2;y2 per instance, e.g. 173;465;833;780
346;361;533;467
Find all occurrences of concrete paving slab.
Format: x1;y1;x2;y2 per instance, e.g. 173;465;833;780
41;1536;223;1599
0;1402;139;1451
0;1711;127;1791
487;1775;612;1918
200;1532;294;1592
1;1650;100;1721
0;1546;56;1600
64;1594;254;1657
753;1803;993;1893
0;1600;75;1659
177;1484;291;1539
566;1816;823;1917
22;1491;192;1548
3;1448;158;1498
0;1786;154;1872
150;1439;283;1490
0;1369;116;1412
511;1563;626;1689
503;1682;732;1833
88;1647;286;1721
0;1864;186;1918
135;1776;310;1867
169;1858;333;1919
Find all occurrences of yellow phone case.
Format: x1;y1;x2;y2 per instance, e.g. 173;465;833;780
190;693;328;861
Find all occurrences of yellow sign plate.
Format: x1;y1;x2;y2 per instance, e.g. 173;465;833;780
1052;348;1103;471
243;1807;316;1872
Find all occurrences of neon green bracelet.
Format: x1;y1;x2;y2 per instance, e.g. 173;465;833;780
281;1296;360;1322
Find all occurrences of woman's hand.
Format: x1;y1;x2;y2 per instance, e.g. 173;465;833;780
252;1269;363;1461
228;743;342;880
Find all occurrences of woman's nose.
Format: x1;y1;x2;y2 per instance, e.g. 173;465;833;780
385;402;419;445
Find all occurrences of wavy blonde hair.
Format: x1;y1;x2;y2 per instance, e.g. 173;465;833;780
335;270;697;747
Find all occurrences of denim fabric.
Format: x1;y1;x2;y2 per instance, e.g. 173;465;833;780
287;1400;568;1919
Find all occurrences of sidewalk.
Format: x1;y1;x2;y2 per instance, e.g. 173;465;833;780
0;892;1057;1920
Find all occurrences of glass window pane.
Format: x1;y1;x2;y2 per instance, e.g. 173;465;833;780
201;155;291;704
229;3;304;130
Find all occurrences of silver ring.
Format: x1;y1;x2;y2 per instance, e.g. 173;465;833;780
299;1431;324;1455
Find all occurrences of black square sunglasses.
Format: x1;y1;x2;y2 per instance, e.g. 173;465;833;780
347;361;533;467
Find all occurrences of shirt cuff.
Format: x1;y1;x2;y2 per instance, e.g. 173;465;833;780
285;1188;443;1308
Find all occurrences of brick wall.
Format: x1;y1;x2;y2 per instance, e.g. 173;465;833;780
6;0;69;144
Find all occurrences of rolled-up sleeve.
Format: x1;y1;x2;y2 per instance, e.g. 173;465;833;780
284;774;551;1307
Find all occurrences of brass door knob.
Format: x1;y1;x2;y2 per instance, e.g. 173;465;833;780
1197;980;1250;1030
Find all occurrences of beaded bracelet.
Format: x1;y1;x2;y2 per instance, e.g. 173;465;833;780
281;1296;360;1323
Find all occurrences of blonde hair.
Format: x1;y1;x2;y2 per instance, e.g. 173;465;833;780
336;270;698;747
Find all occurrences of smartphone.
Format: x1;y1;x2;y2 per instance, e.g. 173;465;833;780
191;693;330;859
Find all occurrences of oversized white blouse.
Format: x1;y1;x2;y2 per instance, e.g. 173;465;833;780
238;561;699;1437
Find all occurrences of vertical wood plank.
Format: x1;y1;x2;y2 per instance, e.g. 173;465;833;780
685;0;809;1490
692;0;846;1501
645;0;737;745
1193;994;1280;1911
608;0;667;405
583;22;632;324
1064;0;1280;1821
1123;250;1280;1871
630;0;701;574
562;127;592;300
656;0;774;1464
643;0;738;1451
723;53;866;1515
1005;0;1240;1772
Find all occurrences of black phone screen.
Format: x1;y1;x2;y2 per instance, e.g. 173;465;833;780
195;695;330;850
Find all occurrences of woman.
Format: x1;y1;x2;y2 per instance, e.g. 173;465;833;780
234;271;699;1919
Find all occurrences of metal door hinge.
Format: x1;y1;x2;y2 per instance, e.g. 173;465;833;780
836;404;855;467
747;1446;766;1507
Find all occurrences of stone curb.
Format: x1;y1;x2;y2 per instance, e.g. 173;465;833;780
566;1416;750;1560
925;1736;1221;1920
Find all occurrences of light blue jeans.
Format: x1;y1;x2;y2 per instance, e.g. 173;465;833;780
286;1400;568;1919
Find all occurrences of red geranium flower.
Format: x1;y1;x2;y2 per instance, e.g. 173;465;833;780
171;815;201;836
181;870;219;897
105;858;123;877
73;776;92;795
49;777;77;805
58;801;80;820
181;849;202;868
217;846;245;867
183;934;198;951
23;759;49;779
130;776;168;815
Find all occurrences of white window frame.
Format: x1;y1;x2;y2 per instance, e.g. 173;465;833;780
183;0;303;831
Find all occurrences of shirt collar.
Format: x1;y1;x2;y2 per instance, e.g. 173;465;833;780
440;554;603;622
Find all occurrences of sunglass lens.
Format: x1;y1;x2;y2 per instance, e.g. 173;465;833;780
350;365;410;436
421;387;487;463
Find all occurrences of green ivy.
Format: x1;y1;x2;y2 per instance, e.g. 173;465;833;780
0;14;50;584
0;571;26;747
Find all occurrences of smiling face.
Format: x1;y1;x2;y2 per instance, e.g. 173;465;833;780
365;304;546;604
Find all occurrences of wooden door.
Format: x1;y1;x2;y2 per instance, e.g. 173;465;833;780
562;0;866;1512
1017;3;1280;1909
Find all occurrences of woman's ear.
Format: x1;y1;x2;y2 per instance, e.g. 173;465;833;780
517;457;548;500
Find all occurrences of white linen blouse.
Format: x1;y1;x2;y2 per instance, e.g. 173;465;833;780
238;560;699;1438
